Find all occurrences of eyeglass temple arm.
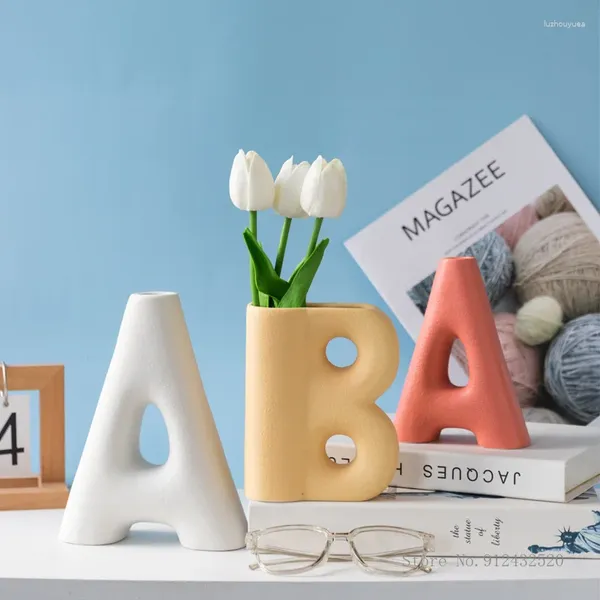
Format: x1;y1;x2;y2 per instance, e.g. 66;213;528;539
256;544;426;558
248;546;326;571
248;554;353;572
249;545;429;571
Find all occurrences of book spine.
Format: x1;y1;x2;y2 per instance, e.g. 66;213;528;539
326;441;562;501
248;501;600;559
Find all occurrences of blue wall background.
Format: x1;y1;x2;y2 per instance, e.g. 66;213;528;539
0;0;598;486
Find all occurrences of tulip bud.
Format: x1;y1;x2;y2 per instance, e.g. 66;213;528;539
300;156;347;218
229;150;275;211
273;157;310;218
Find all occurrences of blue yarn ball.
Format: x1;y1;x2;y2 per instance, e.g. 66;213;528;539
544;314;600;425
408;232;515;314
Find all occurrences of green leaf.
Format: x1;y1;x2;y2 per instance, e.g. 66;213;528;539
287;240;320;286
259;291;271;308
288;254;308;286
279;239;329;308
243;229;290;302
257;241;274;307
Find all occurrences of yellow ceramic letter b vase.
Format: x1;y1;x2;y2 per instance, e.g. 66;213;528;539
228;150;399;502
245;303;400;502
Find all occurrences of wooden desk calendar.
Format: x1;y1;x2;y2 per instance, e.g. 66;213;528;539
0;365;68;510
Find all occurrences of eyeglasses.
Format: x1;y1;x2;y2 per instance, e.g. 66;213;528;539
245;524;435;576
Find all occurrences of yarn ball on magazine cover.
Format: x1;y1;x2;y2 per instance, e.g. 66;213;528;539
408;231;514;314
492;288;520;315
522;406;569;425
534;185;575;219
513;212;600;321
496;204;539;250
515;296;563;346
452;312;541;407
544;314;600;425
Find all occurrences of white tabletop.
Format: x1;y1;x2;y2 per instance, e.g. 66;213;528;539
0;503;599;600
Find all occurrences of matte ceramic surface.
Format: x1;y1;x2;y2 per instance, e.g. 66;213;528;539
394;258;531;449
245;303;400;502
59;292;247;550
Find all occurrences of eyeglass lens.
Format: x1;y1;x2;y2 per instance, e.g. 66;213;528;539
255;528;329;574
351;529;426;573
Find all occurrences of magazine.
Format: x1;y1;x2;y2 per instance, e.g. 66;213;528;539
345;115;600;387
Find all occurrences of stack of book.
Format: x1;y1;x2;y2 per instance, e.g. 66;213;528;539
248;419;600;558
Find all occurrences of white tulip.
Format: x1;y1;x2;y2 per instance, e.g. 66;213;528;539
229;149;275;211
300;156;347;218
273;157;310;218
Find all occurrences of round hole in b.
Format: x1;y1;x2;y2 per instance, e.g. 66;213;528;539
326;435;356;465
326;337;357;367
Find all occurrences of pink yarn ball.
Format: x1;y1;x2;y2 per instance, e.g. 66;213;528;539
451;313;541;407
496;204;539;250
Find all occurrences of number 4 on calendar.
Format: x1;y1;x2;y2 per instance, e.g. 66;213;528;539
0;395;32;478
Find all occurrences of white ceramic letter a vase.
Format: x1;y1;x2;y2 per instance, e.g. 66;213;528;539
59;292;247;550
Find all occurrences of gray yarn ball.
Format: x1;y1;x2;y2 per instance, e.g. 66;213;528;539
522;406;569;425
544;314;600;425
408;231;515;313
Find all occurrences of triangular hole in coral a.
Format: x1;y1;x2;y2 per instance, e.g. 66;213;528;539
449;338;469;388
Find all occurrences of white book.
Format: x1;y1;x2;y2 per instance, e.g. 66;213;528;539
327;420;600;502
248;487;600;559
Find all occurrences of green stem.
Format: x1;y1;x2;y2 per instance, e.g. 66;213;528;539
306;217;324;257
249;211;260;306
275;218;292;276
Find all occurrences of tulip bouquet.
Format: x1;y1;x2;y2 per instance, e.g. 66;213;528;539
229;150;347;308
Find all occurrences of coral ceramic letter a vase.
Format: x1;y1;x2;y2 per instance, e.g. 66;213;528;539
394;257;531;449
59;292;247;550
245;303;400;502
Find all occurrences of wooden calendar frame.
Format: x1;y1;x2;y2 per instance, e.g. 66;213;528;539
0;365;68;510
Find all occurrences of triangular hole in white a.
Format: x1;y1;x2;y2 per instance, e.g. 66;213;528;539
139;404;170;465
